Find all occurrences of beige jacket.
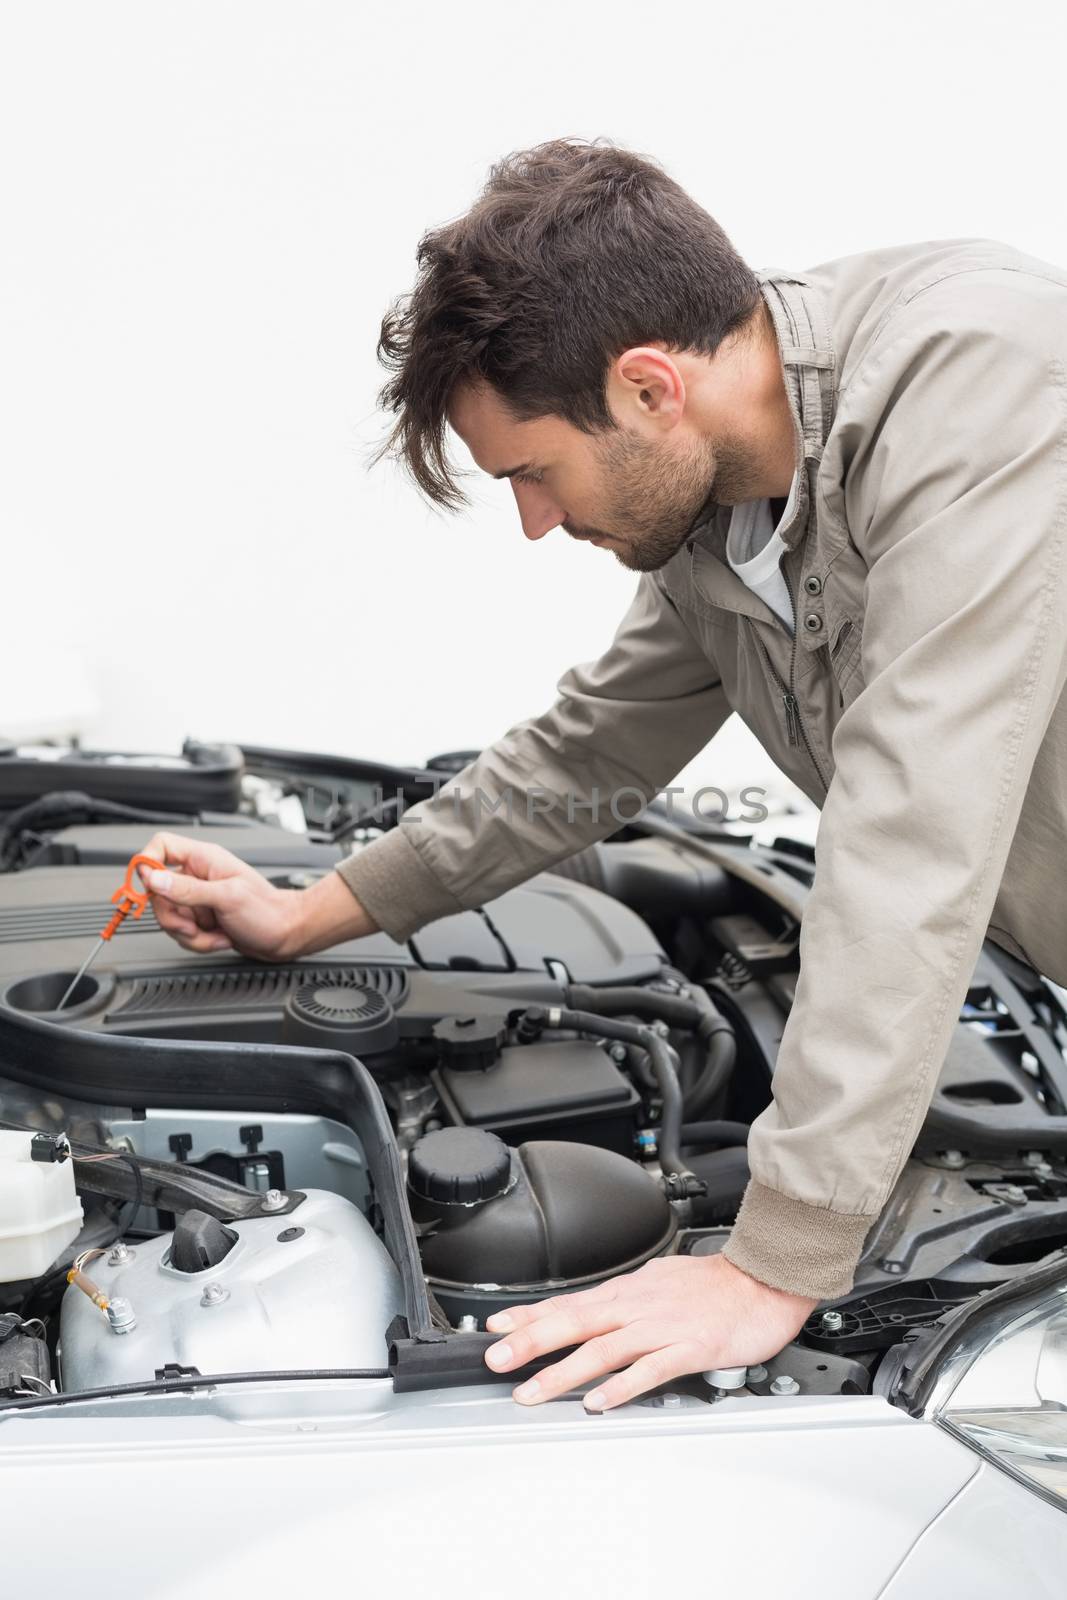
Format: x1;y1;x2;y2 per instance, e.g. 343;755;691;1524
339;239;1067;1301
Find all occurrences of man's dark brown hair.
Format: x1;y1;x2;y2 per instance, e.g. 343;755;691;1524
376;138;761;508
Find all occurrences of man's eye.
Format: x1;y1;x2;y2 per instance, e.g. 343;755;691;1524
514;471;543;486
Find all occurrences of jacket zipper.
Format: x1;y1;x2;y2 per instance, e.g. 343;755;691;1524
734;304;831;794
754;591;830;796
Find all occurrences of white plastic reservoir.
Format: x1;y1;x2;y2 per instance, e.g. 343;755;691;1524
0;1132;84;1280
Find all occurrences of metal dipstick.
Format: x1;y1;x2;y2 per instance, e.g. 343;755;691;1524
56;851;165;1010
57;938;105;1011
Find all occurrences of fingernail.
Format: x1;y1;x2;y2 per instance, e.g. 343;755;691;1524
485;1343;512;1370
487;1312;513;1332
147;870;172;892
513;1378;540;1403
584;1389;607;1412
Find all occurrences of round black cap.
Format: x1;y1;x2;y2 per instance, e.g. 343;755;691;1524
433;1013;507;1070
409;1127;511;1206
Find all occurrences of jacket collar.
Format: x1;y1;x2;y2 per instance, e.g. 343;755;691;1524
685;270;839;626
757;267;838;549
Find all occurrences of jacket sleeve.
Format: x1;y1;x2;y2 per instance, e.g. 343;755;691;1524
335;572;731;941
723;271;1067;1301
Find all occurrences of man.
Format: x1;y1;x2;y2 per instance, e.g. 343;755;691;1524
142;139;1067;1412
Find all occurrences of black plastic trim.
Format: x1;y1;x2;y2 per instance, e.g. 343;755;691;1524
0;1002;432;1337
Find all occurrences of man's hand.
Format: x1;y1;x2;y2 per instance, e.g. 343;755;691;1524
483;1252;818;1410
138;831;377;960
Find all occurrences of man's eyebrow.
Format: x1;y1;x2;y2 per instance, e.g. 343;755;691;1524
492;462;534;481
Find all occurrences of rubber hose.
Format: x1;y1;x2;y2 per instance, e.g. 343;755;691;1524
521;1005;691;1181
683;1030;737;1122
565;982;737;1122
566;983;706;1029
662;971;739;1121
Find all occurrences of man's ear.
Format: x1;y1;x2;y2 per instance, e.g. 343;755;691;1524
606;346;686;431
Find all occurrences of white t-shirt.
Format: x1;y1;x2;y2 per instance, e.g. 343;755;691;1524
725;472;799;633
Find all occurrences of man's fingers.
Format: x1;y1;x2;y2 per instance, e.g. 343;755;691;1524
510;1327;649;1406
152;901;201;940
140;832;254;952
583;1344;700;1412
174;927;234;954
138;833;197;882
143;868;232;911
150;893;231;951
486;1280;619;1337
139;833;249;887
485;1302;548;1335
154;890;218;935
484;1296;619;1372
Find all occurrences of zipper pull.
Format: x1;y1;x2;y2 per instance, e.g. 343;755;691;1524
783;691;801;747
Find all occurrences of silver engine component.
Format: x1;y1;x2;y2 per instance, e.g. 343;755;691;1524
241;772;308;833
58;1189;403;1390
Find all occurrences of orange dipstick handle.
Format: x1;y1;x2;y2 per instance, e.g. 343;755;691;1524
100;853;165;941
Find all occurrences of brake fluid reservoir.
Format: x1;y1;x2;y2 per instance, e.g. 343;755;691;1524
0;1131;83;1280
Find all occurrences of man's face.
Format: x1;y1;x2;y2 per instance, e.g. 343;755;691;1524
449;374;765;573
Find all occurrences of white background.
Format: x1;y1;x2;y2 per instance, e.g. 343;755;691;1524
1;0;1064;813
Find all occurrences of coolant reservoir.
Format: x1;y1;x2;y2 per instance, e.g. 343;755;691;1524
0;1132;83;1280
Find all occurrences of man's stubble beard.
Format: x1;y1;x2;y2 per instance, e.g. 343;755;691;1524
583;428;764;573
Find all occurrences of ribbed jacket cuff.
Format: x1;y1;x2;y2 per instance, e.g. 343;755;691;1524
722;1180;877;1301
334;828;463;944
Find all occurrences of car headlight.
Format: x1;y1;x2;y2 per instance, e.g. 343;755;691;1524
928;1274;1067;1508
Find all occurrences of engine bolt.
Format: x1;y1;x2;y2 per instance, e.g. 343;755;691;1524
261;1189;287;1213
941;1150;965;1169
821;1310;844;1332
107;1241;133;1266
1023;1151;1046;1168
106;1296;136;1335
746;1364;768;1384
609;1044;627;1063
200;1281;229;1307
652;1392;682;1408
457;1314;478;1332
770;1374;800;1395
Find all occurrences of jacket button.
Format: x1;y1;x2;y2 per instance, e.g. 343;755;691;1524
804;575;823;595
804;612;823;633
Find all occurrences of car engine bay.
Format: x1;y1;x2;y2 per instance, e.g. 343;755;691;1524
3;738;1067;1410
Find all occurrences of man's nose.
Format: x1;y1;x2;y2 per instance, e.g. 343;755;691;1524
510;480;565;541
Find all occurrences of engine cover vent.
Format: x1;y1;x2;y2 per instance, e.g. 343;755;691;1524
283;971;401;1056
292;978;388;1025
0;904;162;945
115;963;407;1018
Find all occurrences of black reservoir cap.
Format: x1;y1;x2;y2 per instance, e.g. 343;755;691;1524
432;1013;507;1070
409;1127;511;1206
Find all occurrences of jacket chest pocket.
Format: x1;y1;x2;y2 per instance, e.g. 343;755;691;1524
828;612;864;704
816;534;868;706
